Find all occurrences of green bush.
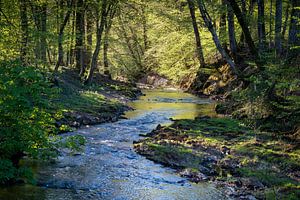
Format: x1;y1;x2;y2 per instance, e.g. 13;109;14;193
0;60;57;184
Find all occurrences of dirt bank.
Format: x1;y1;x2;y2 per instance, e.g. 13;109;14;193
52;68;142;132
134;116;300;199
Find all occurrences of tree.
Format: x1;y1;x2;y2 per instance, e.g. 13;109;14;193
19;0;28;66
187;0;205;67
257;0;266;50
40;3;47;64
275;0;282;56
227;3;238;63
219;0;227;49
55;0;74;72
196;0;238;75
269;0;273;48
228;0;261;69
103;2;117;78
287;0;300;59
282;3;290;40
75;0;85;76
86;5;94;72
85;0;112;84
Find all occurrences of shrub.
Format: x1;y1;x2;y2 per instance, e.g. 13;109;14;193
0;60;57;184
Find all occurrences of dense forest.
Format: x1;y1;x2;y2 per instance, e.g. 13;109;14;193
0;0;299;199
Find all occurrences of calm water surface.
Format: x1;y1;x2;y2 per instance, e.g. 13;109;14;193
0;89;227;200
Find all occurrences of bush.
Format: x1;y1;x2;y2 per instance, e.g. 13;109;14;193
0;60;57;184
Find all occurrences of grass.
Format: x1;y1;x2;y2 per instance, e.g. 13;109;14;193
134;117;300;199
48;68;140;131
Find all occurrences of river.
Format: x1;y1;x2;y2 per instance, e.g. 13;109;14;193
0;89;227;200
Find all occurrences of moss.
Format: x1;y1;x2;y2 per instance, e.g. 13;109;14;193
49;69;140;131
145;143;205;169
135;116;300;199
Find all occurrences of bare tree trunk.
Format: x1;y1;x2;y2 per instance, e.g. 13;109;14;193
228;0;262;68
142;6;148;50
85;0;108;84
68;9;76;66
40;3;47;63
287;0;300;60
19;0;28;66
269;0;273;48
227;3;238;63
275;0;282;57
282;3;290;40
239;0;247;46
219;0;227;49
29;2;41;63
187;0;205;67
196;0;238;75
76;0;85;76
103;26;110;77
55;0;74;72
86;9;93;70
257;0;266;51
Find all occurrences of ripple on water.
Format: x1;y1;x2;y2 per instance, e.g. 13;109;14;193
0;90;226;200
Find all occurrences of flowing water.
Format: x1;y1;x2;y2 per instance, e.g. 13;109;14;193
0;89;227;200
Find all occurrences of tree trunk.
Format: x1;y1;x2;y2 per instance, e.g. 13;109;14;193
19;0;28;66
29;2;41;63
187;0;205;67
219;0;227;49
228;0;261;68
103;27;110;77
196;0;238;75
68;8;76;66
275;0;282;56
86;10;93;70
103;4;117;78
269;0;273;48
287;0;300;59
227;3;238;63
55;0;73;72
76;0;85;76
85;0;108;84
239;0;247;46
142;6;148;50
257;0;266;51
282;3;290;40
40;3;47;63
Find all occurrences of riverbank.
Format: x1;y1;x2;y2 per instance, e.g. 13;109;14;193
52;68;142;132
134;116;300;199
0;89;227;200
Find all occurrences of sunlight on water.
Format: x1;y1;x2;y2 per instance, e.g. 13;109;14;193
0;89;225;200
125;89;216;120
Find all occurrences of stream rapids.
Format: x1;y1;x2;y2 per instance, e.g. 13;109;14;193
0;89;227;200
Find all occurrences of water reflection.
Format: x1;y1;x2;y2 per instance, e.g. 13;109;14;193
126;89;216;120
0;89;225;200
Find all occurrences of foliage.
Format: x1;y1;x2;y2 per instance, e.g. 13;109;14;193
229;58;300;132
0;60;58;184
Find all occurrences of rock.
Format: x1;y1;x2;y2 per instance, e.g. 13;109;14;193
198;165;216;176
240;178;264;190
179;169;208;183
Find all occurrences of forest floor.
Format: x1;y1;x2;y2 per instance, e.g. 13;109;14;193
134;116;300;199
51;68;142;132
